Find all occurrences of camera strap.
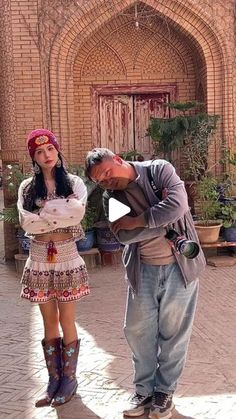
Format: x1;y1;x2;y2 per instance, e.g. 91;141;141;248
146;165;188;236
146;166;162;201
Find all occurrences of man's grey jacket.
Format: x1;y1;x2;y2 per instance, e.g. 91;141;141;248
103;159;206;293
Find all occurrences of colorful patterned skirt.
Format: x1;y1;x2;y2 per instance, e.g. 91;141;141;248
20;238;90;303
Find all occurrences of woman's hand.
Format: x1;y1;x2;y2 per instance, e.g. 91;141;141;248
40;199;47;208
66;193;78;200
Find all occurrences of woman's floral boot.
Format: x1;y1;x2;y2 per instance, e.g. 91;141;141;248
35;337;62;407
51;339;80;407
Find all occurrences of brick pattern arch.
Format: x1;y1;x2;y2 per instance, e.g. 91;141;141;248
72;16;196;164
142;40;187;75
106;21;154;67
81;42;126;78
47;0;233;169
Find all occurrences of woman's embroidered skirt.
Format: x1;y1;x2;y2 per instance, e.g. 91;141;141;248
20;238;90;303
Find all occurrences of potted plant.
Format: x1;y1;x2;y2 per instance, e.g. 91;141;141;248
67;164;98;252
75;205;97;252
148;101;219;214
70;165;121;253
194;176;222;244
148;101;219;168
68;164;95;196
119;150;144;161
220;148;236;197
94;220;120;252
0;163;31;254
220;202;236;242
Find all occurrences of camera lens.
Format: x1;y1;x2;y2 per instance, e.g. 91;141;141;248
165;229;200;259
177;239;199;259
165;230;179;241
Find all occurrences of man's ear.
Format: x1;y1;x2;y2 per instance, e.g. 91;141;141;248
113;155;123;165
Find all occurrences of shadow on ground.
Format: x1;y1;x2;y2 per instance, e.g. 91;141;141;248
123;406;195;419
55;394;100;418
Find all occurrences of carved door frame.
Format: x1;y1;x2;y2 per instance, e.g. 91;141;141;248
91;84;177;149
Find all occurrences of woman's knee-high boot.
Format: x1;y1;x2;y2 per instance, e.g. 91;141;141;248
35;337;62;407
51;339;80;407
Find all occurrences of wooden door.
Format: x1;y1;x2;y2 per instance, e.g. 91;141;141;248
98;92;170;158
134;93;170;159
99;95;134;154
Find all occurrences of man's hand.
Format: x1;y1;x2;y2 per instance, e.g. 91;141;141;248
111;214;146;234
162;188;168;199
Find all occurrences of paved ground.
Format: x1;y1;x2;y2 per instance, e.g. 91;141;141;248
0;255;236;419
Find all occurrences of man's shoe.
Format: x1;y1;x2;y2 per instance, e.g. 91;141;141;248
123;393;152;417
148;391;174;419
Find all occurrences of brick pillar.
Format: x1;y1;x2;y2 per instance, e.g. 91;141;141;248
0;0;18;259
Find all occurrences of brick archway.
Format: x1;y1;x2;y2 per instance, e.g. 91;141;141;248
48;0;232;163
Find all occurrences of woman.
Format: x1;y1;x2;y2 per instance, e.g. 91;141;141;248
17;129;90;408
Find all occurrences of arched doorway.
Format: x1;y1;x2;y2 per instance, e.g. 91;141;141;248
72;9;200;170
47;0;231;173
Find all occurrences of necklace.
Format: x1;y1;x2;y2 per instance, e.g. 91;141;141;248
44;178;56;198
35;189;57;208
47;190;57;200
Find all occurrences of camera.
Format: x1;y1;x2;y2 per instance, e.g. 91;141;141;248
165;229;199;259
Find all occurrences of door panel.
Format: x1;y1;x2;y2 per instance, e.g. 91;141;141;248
98;92;170;159
99;95;134;154
134;93;170;159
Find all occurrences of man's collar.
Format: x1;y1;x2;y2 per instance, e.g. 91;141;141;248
129;162;140;183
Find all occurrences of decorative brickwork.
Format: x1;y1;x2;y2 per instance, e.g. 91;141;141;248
81;42;126;78
108;21;153;66
142;40;186;75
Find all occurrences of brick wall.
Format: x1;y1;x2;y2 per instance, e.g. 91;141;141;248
49;0;235;169
0;0;235;165
1;0;234;165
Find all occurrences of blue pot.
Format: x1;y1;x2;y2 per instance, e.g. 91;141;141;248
76;230;95;251
95;221;120;252
17;235;31;254
223;226;236;242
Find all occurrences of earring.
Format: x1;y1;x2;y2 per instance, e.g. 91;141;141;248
33;162;40;174
56;158;62;168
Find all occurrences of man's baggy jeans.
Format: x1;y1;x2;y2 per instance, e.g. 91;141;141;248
124;262;199;396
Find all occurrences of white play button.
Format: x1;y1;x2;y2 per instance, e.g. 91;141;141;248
108;198;131;222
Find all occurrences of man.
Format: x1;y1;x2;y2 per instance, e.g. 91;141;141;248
85;148;206;419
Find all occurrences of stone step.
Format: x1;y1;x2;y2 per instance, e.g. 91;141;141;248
79;248;101;268
207;255;236;267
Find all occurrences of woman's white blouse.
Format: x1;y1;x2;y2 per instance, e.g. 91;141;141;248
17;174;87;235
